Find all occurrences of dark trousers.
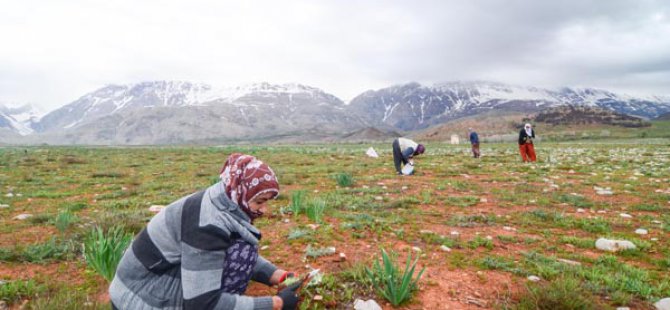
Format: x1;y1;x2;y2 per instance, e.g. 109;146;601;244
471;143;480;158
392;139;407;174
111;303;119;310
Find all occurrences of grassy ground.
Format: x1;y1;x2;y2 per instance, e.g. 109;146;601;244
0;140;669;309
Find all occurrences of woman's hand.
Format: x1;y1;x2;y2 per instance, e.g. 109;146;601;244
270;269;296;286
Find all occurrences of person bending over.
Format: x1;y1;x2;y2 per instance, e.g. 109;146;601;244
392;137;425;175
110;153;299;310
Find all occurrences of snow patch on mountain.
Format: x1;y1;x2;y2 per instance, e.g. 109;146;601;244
0;103;43;135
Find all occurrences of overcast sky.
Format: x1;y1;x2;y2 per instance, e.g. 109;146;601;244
1;0;669;111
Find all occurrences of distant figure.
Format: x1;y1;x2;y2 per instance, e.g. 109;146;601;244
518;123;536;162
392;137;425;175
469;128;480;158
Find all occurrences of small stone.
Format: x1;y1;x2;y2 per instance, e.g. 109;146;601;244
401;186;408;190
597;210;607;214
307;224;320;230
440;245;451;252
450;231;460;236
655;298;670;310
354;299;382;310
651;238;659;241
0;204;9;209
595;238;636;252
485;235;493;240
527;275;541;282
419;230;434;234
652;220;662;224
616;307;630;310
480;198;488;203
313;295;323;301
15;194;22;197
412;246;422;252
5;193;13;197
374;196;383;201
283;218;290;223
620;213;633;218
13;213;32;220
576;208;585;213
635;228;648;235
260;245;269;250
339;252;347;261
502;226;515;231
557;258;582;266
148;205;166;213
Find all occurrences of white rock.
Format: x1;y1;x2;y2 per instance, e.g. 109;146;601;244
419;230;434;234
635;228;648;235
577;208;585;213
557;258;582;266
149;205;166;213
527;275;541;282
354;299;382;310
595;238;637;252
283;218;290;223
374;196;383;201
655;298;670;310
502;226;515;231
13;213;32;220
651;238;659;241
365;147;379;158
0;204;9;209
480;198;488;203
5;193;13;197
620;213;633;218
597;210;607;214
260;245;269;250
412;246;422;252
450;231;460;236
440;245;452;252
401;186;408;190
16;194;22;197
652;220;662;224
485;236;493;240
616;307;630;310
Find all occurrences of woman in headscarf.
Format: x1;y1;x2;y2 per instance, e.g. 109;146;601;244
392;137;425;175
518;123;536;162
110;153;299;310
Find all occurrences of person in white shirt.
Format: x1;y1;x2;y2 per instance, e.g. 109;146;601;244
392;137;425;175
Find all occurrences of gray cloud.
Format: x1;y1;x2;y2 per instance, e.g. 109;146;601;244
0;0;668;111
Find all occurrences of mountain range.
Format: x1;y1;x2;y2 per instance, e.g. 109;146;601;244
2;81;669;144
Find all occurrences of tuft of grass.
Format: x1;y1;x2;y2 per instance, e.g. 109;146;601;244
288;190;306;217
0;279;46;305
305;199;327;223
53;210;77;233
365;249;425;306
512;276;599;310
305;245;336;258
83;226;133;282
335;172;354;187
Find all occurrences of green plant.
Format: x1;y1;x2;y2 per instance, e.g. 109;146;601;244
289;190;306;216
0;279;45;304
512;276;598;310
53;210;77;233
365;249;425;306
305;199;326;223
305;245;336;258
83;226;133;282
335;172;354;187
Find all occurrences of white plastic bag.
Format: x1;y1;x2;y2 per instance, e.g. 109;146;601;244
401;162;414;175
365;147;379;158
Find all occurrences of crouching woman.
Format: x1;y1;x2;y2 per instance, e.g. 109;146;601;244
110;153;298;310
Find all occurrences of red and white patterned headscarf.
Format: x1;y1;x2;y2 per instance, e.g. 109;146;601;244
219;153;279;219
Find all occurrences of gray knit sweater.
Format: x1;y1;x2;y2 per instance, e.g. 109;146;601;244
109;182;277;309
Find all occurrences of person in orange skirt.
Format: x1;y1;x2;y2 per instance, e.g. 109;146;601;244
518;123;536;162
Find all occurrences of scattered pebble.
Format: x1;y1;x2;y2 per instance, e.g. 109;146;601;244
412;246;422;252
401;186;408;190
374;196;383;201
148;205;166;213
557;258;582;266
655;298;670;310
595;238;636;252
527;275;541;282
619;213;633;218
353;299;382;310
440;245;452;252
485;236;493;240
594;186;613;195
652;220;662;224
577;208;585;213
450;231;460;236
313;295;323;301
480;198;488;203
283;218;290;223
13;213;32;220
4;193;13;197
597;210;607;214
307;224;320;230
616;307;630;310
651;238;659;242
339;252;347;261
260;245;269;250
635;228;648;235
419;230;433;234
0;204;9;209
502;226;515;231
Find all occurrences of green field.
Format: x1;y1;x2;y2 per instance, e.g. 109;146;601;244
1;141;669;309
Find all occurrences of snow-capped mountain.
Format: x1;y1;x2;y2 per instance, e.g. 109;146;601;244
30;81;364;144
0;103;43;135
349;81;670;130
